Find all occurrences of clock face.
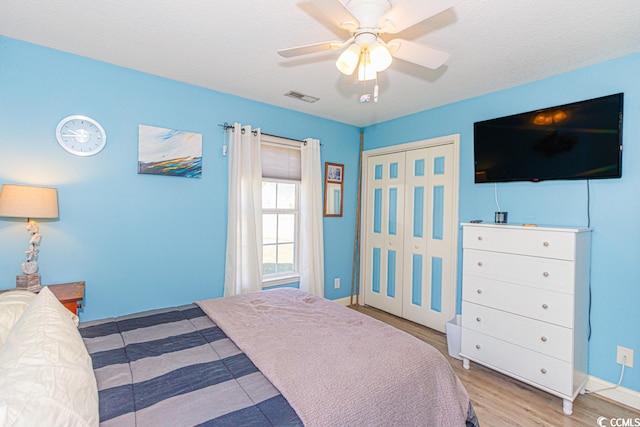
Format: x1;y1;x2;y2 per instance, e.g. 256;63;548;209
56;115;107;156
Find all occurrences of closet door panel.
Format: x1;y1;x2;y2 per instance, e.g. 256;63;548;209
363;152;405;316
402;144;455;332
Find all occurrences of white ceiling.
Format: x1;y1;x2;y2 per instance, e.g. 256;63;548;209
1;0;639;127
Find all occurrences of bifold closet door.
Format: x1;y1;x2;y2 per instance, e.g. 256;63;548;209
363;143;456;332
363;152;405;317
401;144;455;332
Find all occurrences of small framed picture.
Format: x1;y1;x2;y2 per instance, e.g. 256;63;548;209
324;162;344;217
326;163;343;183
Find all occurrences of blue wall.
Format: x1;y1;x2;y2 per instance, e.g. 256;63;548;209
0;37;361;319
364;53;640;392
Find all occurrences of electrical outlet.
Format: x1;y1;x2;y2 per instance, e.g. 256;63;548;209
617;346;634;368
334;278;340;289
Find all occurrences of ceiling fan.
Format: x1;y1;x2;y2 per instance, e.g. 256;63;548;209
278;0;457;85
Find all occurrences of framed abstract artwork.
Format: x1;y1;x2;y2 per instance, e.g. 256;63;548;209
138;124;202;178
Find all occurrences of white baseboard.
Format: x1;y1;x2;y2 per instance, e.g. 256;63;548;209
332;296;353;306
585;376;640;411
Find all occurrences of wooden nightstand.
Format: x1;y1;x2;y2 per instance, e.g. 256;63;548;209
44;281;85;315
0;281;85;315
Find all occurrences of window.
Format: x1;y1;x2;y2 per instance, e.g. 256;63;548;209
262;180;299;281
260;135;302;286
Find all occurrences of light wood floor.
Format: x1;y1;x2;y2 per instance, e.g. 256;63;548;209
350;304;640;426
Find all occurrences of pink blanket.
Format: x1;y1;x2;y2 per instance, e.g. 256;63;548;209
197;288;469;426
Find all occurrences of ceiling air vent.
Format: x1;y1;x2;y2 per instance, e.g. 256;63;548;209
285;91;319;103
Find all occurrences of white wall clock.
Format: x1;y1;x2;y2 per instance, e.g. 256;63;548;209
56;115;107;156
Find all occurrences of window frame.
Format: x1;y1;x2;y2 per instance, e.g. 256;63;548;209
261;177;301;287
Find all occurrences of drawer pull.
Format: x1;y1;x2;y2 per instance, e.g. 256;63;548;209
477;236;483;241
542;303;549;309
477;261;483;267
476;317;482;322
476;289;483;294
540;368;547;374
475;344;481;350
543;272;549;277
541;336;548;342
543;241;550;247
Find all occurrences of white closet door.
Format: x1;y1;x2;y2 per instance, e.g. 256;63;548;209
363;152;405;316
402;144;455;332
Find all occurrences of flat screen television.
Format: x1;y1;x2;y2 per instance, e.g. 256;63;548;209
474;93;623;183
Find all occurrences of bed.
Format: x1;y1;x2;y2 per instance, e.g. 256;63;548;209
0;286;479;426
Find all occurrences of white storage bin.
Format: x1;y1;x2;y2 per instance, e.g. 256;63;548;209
446;315;462;360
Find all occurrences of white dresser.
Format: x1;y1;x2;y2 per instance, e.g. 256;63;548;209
460;223;591;415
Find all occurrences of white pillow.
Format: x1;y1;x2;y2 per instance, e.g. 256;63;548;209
0;290;36;347
0;286;99;426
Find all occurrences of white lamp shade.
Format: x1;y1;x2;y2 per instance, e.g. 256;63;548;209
369;42;393;72
0;184;59;219
357;55;377;82
336;44;361;75
357;65;377;81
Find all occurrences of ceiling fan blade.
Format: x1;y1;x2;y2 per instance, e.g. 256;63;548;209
277;41;345;58
311;0;359;31
387;39;450;69
379;0;457;34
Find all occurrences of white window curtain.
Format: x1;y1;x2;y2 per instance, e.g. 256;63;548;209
300;138;325;296
224;123;263;296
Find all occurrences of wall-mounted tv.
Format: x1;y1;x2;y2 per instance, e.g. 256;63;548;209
474;93;623;183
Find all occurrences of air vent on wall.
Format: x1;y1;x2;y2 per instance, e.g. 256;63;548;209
285;91;319;103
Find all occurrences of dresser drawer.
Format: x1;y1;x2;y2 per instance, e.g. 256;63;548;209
463;249;574;294
462;275;573;327
462;301;573;361
461;329;573;395
463;225;576;260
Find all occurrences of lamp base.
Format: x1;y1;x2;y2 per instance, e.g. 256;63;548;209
16;274;42;292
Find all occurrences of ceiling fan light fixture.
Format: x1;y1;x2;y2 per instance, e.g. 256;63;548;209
336;43;360;75
369;41;392;72
357;64;376;81
357;52;377;81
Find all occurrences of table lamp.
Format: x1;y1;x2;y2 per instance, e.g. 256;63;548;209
0;184;59;290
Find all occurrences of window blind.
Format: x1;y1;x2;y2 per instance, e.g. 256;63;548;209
261;142;301;181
